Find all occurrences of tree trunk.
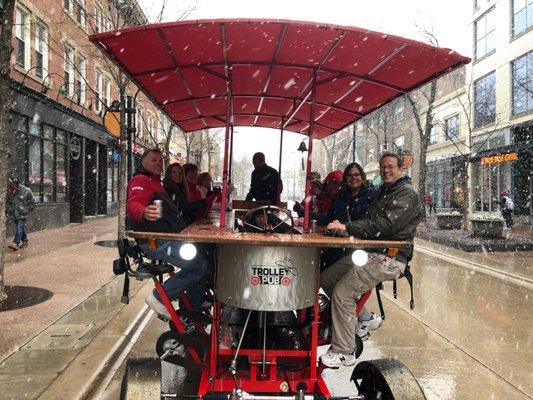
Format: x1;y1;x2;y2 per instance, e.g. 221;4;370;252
0;0;17;301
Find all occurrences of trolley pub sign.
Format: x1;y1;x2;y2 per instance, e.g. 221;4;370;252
480;151;519;165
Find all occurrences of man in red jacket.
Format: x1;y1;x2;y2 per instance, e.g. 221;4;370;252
126;149;209;319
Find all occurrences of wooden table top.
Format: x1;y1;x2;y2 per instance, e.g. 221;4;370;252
128;211;411;249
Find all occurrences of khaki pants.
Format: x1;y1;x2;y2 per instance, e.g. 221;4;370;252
320;252;405;354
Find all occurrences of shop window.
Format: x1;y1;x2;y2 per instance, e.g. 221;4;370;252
12;115;28;182
15;7;30;70
64;45;74;97
56;145;67;202
474;7;496;60
474;71;496;128
107;151;119;203
445;115;460;140
512;0;533;37
28;134;42;200
35;22;48;78
43;139;54;202
429;125;439;144
512;51;533;115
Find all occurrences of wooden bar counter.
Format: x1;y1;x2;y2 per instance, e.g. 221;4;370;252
128;210;411;250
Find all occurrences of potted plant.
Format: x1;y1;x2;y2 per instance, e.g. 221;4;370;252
435;211;462;229
470;215;504;238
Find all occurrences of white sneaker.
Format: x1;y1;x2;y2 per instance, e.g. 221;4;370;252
320;348;356;368
146;292;171;320
357;313;382;341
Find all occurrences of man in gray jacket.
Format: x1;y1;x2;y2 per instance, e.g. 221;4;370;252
320;152;423;368
6;178;35;251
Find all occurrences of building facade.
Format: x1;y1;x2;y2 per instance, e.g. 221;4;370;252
9;0;169;231
468;0;532;222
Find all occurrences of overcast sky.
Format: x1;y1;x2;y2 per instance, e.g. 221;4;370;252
137;0;472;168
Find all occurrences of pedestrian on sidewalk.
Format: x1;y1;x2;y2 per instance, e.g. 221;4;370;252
500;190;514;228
6;178;35;251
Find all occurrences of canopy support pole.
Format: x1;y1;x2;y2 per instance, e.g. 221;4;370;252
229;125;234;182
277;118;284;203
303;71;317;233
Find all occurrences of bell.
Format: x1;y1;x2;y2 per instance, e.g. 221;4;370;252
297;141;308;152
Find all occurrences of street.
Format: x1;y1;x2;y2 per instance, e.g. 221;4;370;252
0;218;532;399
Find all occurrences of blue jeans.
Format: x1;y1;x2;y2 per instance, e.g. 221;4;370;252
140;240;210;311
13;218;27;245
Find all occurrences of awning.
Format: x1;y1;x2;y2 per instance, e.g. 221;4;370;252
90;19;470;139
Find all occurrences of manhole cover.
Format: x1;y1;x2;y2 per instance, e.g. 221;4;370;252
94;240;117;248
0;286;53;312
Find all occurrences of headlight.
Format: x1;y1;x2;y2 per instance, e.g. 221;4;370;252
179;243;197;260
351;249;368;266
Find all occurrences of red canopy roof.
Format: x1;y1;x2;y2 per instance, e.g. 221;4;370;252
90;19;470;139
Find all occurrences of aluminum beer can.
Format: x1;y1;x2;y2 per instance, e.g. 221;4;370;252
153;200;163;219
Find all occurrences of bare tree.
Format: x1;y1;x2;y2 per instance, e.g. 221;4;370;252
0;0;17;300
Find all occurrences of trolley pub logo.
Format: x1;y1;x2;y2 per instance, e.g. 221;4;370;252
250;257;298;286
480;151;519;165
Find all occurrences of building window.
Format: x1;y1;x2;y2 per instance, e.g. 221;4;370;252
103;77;111;108
95;69;102;113
367;147;376;163
393;104;404;122
15;7;30;69
474;8;496;60
64;45;74;96
512;51;533;115
94;5;102;33
136;106;143;138
379;142;388;153
445;115;460;139
11;115;68;203
35;22;48;79
107;151;119;202
64;0;72;13
75;0;86;26
474;71;496;128
75;55;86;105
429;125;439;144
512;0;533;37
394;135;404;150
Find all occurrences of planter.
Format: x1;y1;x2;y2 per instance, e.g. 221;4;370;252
471;218;504;238
436;213;462;230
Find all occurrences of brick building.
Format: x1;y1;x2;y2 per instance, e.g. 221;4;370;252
9;0;170;230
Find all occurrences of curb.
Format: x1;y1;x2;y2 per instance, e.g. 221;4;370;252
415;243;533;291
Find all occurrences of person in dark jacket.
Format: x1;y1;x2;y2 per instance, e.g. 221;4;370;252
245;152;280;204
6;178;35;251
126;149;209;318
163;163;206;225
320;152;423;368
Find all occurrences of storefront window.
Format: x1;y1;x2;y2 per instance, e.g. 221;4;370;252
56;145;67;202
473;160;513;212
107;151;119;202
28;135;42;199
43;139;54;202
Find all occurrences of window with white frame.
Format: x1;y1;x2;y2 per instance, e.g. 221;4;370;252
75;0;86;26
103;77;111;108
512;51;533;115
445;115;460;139
146;113;154;143
474;71;496;127
63;0;72;13
75;55;86;105
393;104;404;122
474;8;496;60
512;0;533;37
136;106;144;138
64;45;74;96
35;22;48;79
394;135;404;150
95;69;102;113
429;125;439;144
94;5;102;33
15;7;30;69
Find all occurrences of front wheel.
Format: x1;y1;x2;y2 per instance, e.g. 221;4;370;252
351;358;426;400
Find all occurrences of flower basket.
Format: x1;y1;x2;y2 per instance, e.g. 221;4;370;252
436;212;462;230
471;217;504;238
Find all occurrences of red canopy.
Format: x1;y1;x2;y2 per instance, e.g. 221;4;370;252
90;19;469;139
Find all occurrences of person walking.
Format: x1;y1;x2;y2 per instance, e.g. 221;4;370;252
6;178;35;251
500;190;514;228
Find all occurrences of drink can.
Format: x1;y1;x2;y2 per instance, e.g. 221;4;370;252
153;200;163;219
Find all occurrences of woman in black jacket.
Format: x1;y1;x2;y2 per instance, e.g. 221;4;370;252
163;163;206;225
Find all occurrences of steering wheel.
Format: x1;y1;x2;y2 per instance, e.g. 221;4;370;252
242;205;295;233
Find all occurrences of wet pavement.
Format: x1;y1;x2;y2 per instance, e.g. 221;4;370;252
0;220;532;399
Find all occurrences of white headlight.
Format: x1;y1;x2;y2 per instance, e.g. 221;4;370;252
351;249;368;266
179;243;197;260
